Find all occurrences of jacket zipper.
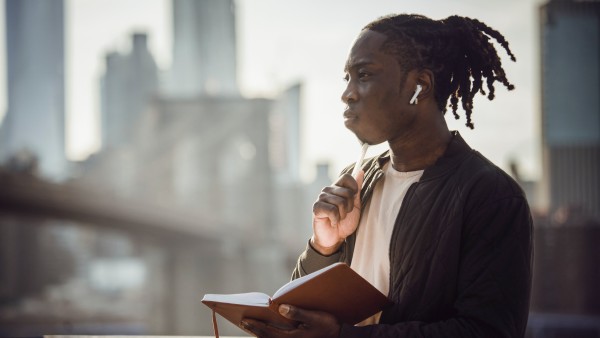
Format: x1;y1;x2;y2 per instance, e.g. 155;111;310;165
388;182;419;293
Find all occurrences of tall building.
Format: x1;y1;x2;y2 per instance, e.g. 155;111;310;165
1;0;66;179
270;83;302;183
168;0;238;97
540;0;600;219
531;1;600;333
100;33;159;149
71;1;309;333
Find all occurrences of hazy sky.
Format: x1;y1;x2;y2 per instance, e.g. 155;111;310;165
0;0;545;181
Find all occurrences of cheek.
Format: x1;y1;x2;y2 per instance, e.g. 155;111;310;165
374;91;408;136
355;82;404;138
364;82;398;109
374;87;403;122
360;102;401;142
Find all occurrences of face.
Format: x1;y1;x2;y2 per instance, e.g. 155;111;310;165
342;29;416;145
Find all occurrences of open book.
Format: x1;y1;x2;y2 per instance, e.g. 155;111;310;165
202;263;391;332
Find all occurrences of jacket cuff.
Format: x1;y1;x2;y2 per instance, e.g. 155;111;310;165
339;323;374;338
297;240;343;275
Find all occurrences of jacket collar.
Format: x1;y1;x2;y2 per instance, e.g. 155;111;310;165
373;131;473;181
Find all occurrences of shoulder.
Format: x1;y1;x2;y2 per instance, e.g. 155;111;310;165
463;150;525;200
455;151;531;226
445;152;533;251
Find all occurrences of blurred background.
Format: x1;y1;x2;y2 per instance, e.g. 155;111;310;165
0;0;598;337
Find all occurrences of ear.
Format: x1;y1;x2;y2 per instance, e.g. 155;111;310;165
415;69;435;101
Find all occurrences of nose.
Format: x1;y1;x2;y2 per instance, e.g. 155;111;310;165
341;82;358;104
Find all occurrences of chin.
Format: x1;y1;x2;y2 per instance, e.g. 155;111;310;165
343;118;358;129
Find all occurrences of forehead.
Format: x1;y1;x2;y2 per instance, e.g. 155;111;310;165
344;29;390;71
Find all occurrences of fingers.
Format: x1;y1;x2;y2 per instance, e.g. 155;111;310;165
337;172;360;191
321;185;355;212
279;305;341;337
313;173;361;225
313;193;350;225
240;318;290;338
279;304;314;323
240;306;341;338
354;170;365;207
279;304;331;327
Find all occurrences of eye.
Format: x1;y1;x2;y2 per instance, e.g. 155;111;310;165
343;74;349;82
358;71;370;80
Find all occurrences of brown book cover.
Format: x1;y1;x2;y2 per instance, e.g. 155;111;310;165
202;263;392;332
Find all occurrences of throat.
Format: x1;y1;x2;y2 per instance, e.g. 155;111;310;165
389;133;451;172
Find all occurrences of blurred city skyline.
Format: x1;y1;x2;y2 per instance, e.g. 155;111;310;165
1;1;598;335
0;0;544;181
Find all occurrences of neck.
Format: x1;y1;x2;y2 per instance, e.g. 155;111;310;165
388;113;452;172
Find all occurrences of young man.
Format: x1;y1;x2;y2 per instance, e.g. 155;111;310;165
242;14;532;338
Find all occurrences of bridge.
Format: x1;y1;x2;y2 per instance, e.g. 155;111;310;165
0;170;291;336
0;170;229;243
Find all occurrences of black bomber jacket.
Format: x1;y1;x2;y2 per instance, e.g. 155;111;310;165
293;131;533;338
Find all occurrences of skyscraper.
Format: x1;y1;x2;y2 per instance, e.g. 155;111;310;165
1;0;66;179
270;83;302;183
540;0;600;219
100;33;159;149
168;0;238;97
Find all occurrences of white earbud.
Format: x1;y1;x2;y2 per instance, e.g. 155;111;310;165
409;84;423;105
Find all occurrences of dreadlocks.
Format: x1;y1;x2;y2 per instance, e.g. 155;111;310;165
364;14;516;129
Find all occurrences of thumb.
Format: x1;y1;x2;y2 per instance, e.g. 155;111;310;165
353;170;365;205
279;304;318;323
279;304;303;320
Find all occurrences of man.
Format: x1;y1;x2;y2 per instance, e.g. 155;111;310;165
242;14;532;338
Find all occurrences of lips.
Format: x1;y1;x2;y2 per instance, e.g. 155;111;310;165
344;110;359;129
343;107;358;121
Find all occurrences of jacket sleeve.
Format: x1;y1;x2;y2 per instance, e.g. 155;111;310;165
291;240;346;279
291;164;358;280
339;193;533;338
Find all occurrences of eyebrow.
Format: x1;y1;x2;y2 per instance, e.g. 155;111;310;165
343;60;375;73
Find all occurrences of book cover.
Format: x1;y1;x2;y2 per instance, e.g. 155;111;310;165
202;263;391;331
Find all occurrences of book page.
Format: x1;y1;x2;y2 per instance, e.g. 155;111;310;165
202;262;390;330
272;263;342;299
202;292;271;306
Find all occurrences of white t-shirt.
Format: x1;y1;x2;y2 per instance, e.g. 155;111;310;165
350;162;424;325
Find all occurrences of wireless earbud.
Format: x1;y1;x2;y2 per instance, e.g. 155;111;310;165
409;84;423;105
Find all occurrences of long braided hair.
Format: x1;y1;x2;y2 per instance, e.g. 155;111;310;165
364;14;516;129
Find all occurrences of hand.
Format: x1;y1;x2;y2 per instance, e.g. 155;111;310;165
311;171;364;255
241;304;341;338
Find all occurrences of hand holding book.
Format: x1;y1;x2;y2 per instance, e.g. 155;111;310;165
202;263;391;336
241;303;342;338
